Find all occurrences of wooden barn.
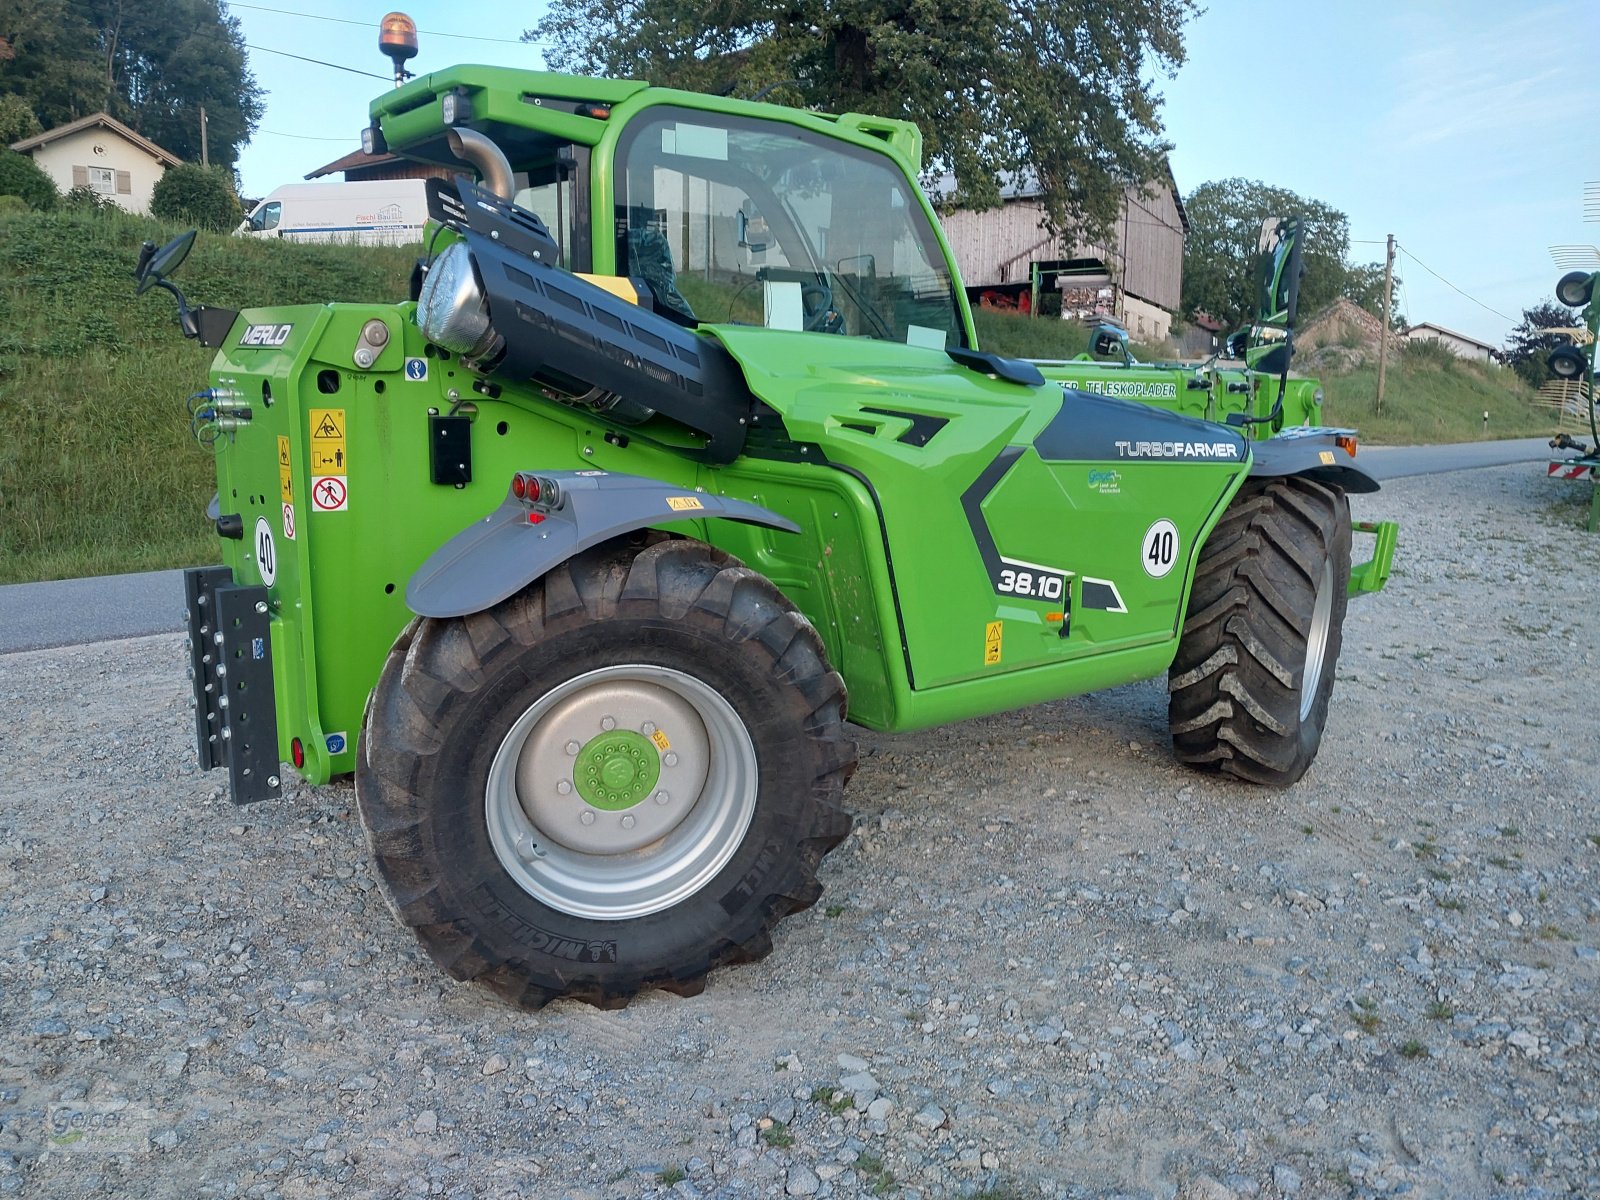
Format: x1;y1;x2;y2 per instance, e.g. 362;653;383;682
936;165;1189;343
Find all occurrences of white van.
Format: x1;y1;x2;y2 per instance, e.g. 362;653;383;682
238;180;428;245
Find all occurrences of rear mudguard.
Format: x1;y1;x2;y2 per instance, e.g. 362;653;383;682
406;470;799;618
1247;428;1379;494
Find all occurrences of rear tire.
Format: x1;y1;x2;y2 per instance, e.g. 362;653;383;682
1168;476;1351;786
356;538;856;1008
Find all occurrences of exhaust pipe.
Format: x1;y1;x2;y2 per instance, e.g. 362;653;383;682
446;127;514;201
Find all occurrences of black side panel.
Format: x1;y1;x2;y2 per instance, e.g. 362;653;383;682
185;567;283;804
1035;388;1248;465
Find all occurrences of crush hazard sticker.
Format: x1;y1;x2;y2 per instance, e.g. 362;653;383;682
309;408;347;476
665;496;704;512
277;436;293;503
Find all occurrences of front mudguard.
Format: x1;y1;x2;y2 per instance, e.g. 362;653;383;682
1247;429;1395;595
407;470;799;618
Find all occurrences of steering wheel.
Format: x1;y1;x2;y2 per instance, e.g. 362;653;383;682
802;278;846;334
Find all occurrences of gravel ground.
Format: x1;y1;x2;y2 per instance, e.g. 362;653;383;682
3;463;1598;1200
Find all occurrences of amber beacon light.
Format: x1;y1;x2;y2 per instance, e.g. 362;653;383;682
379;12;418;86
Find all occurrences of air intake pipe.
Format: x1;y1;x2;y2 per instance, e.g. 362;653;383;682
445;127;514;201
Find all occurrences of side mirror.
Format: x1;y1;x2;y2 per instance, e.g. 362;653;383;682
1255;344;1291;375
1555;271;1596;309
1224;330;1249;359
737;206;769;252
1548;342;1590;380
1253;215;1305;329
1090;322;1130;363
134;229;196;295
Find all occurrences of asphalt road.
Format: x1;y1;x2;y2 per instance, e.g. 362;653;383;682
0;437;1566;654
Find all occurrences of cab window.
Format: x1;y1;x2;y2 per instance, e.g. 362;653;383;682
251;201;281;232
614;108;965;347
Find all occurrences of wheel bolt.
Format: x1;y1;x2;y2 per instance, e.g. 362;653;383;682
654;791;670;805
579;810;596;826
642;721;656;735
600;716;616;731
565;740;581;756
556;780;571;795
664;752;678;767
620;814;635;830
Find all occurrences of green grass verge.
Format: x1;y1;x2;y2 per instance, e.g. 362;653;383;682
0;209;412;584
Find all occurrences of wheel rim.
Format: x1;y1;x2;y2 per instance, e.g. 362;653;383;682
1300;559;1335;722
484;665;758;920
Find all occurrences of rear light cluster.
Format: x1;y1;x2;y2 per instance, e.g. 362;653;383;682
511;472;561;524
1335;435;1358;458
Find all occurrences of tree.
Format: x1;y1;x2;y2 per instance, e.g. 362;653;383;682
1181;178;1384;334
0;0;262;167
528;0;1199;246
1503;299;1582;389
151;162;239;231
0;95;43;143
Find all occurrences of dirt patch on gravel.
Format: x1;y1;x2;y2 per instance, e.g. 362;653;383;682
2;464;1598;1200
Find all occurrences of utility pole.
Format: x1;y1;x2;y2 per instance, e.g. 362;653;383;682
1375;233;1395;411
199;105;209;168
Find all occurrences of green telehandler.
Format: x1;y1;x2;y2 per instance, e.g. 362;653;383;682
144;39;1396;1007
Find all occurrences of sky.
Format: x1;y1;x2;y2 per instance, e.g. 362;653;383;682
231;0;1600;349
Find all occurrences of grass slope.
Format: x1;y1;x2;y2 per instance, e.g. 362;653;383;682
1320;341;1551;444
0;210;413;583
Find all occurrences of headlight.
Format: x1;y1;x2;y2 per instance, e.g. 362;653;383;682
1313;387;1324;407
417;241;496;359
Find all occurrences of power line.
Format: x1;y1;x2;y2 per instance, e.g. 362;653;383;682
227;2;551;46
257;127;356;141
243;41;390;80
1395;240;1516;324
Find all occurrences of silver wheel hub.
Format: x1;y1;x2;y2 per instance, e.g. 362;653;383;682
1300;559;1334;722
485;665;757;920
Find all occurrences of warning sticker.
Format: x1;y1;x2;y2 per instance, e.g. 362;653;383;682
311;475;349;513
984;620;1003;666
281;501;296;541
1318;450;1335;465
310;408;347;476
277;436;294;502
650;729;672;752
665;496;704;512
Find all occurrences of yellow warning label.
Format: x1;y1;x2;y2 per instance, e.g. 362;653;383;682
650;730;671;752
665;496;704;512
984;620;1003;666
311;409;345;440
1318;450;1335;465
309;408;347;475
277;436;293;502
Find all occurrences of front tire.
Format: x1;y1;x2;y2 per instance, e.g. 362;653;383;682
356;538;856;1008
1168;476;1351;786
